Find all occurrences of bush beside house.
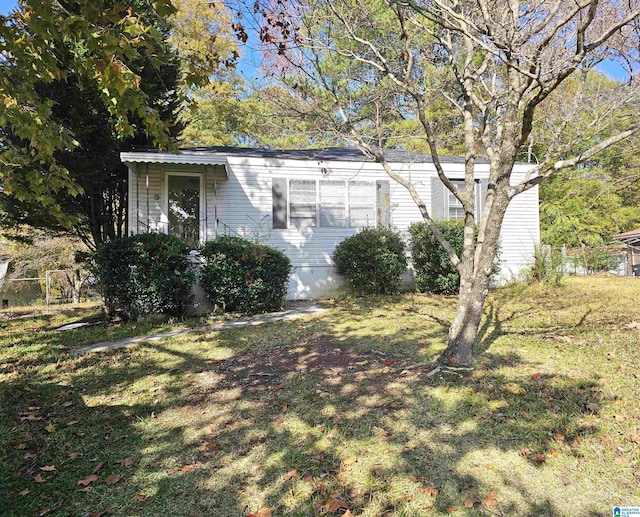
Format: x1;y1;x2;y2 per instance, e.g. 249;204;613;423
332;228;407;295
86;233;194;320
199;236;292;314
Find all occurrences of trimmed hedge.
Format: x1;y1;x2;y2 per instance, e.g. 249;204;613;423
86;233;194;320
332;228;407;295
199;236;292;314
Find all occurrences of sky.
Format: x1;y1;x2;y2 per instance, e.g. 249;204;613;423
0;0;15;15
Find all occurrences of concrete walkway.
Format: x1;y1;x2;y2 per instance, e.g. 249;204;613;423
70;303;326;354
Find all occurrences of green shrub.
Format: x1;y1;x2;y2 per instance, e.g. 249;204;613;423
408;220;501;294
332;228;407;295
200;236;292;314
409;220;465;294
523;244;565;285
572;245;617;274
85;233;195;320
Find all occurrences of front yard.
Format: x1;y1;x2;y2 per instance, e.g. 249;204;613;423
1;277;639;516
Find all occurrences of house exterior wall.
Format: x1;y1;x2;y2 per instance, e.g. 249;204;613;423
126;156;539;300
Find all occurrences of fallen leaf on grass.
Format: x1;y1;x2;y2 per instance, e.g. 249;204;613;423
104;473;122;485
534;454;545;464
256;508;272;517
342;511;354;517
44;423;57;433
464;496;479;508
626;434;640;444
18;488;30;496
374;426;389;437
168;463;196;475
20;413;43;422
79;486;92;492
323;495;349;512
483;491;499;506
421;487;439;496
283;469;299;481
446;507;458;513
33;474;47;483
40;465;56;472
92;462;105;475
39;509;51;516
67;420;80;426
342;456;357;466
553;432;565;442
17;443;27;450
150;461;163;468
133;493;146;501
68;452;79;461
586;402;600;412
118;457;133;467
202;441;218;451
78;475;98;486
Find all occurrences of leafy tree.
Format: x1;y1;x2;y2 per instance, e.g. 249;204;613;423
248;0;640;369
0;0;180;213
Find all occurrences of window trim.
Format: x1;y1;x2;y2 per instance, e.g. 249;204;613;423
163;171;205;245
445;179;480;221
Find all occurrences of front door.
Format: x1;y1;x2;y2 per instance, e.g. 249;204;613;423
167;174;202;248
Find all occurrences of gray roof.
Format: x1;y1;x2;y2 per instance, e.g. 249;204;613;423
133;146;487;164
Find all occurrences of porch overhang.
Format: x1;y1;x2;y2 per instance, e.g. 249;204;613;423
120;150;229;178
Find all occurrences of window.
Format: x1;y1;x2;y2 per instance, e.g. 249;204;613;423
166;173;202;248
349;181;375;228
447;180;465;220
319;180;346;227
289;179;317;228
273;178;386;229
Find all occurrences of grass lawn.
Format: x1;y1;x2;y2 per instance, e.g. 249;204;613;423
1;277;639;516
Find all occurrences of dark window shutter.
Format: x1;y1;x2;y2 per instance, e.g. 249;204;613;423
272;178;287;229
376;180;391;228
431;177;445;220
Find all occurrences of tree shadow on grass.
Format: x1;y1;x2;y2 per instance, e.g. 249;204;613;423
0;299;615;516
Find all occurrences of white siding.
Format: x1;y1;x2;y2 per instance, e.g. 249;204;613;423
127;156;538;299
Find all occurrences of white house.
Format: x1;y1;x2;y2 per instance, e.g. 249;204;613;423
120;147;539;299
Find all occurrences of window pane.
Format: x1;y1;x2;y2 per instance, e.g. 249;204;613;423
350;207;376;228
168;175;200;248
290;180;316;228
448;206;465;220
448;180;464;207
349;181;375;228
320;181;345;227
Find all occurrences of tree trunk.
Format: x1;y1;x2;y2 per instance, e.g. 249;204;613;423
71;270;82;304
438;273;491;367
436;174;512;369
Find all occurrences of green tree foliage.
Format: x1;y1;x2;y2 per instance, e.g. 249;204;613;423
539;142;640;247
0;0;180;212
523;72;640;247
